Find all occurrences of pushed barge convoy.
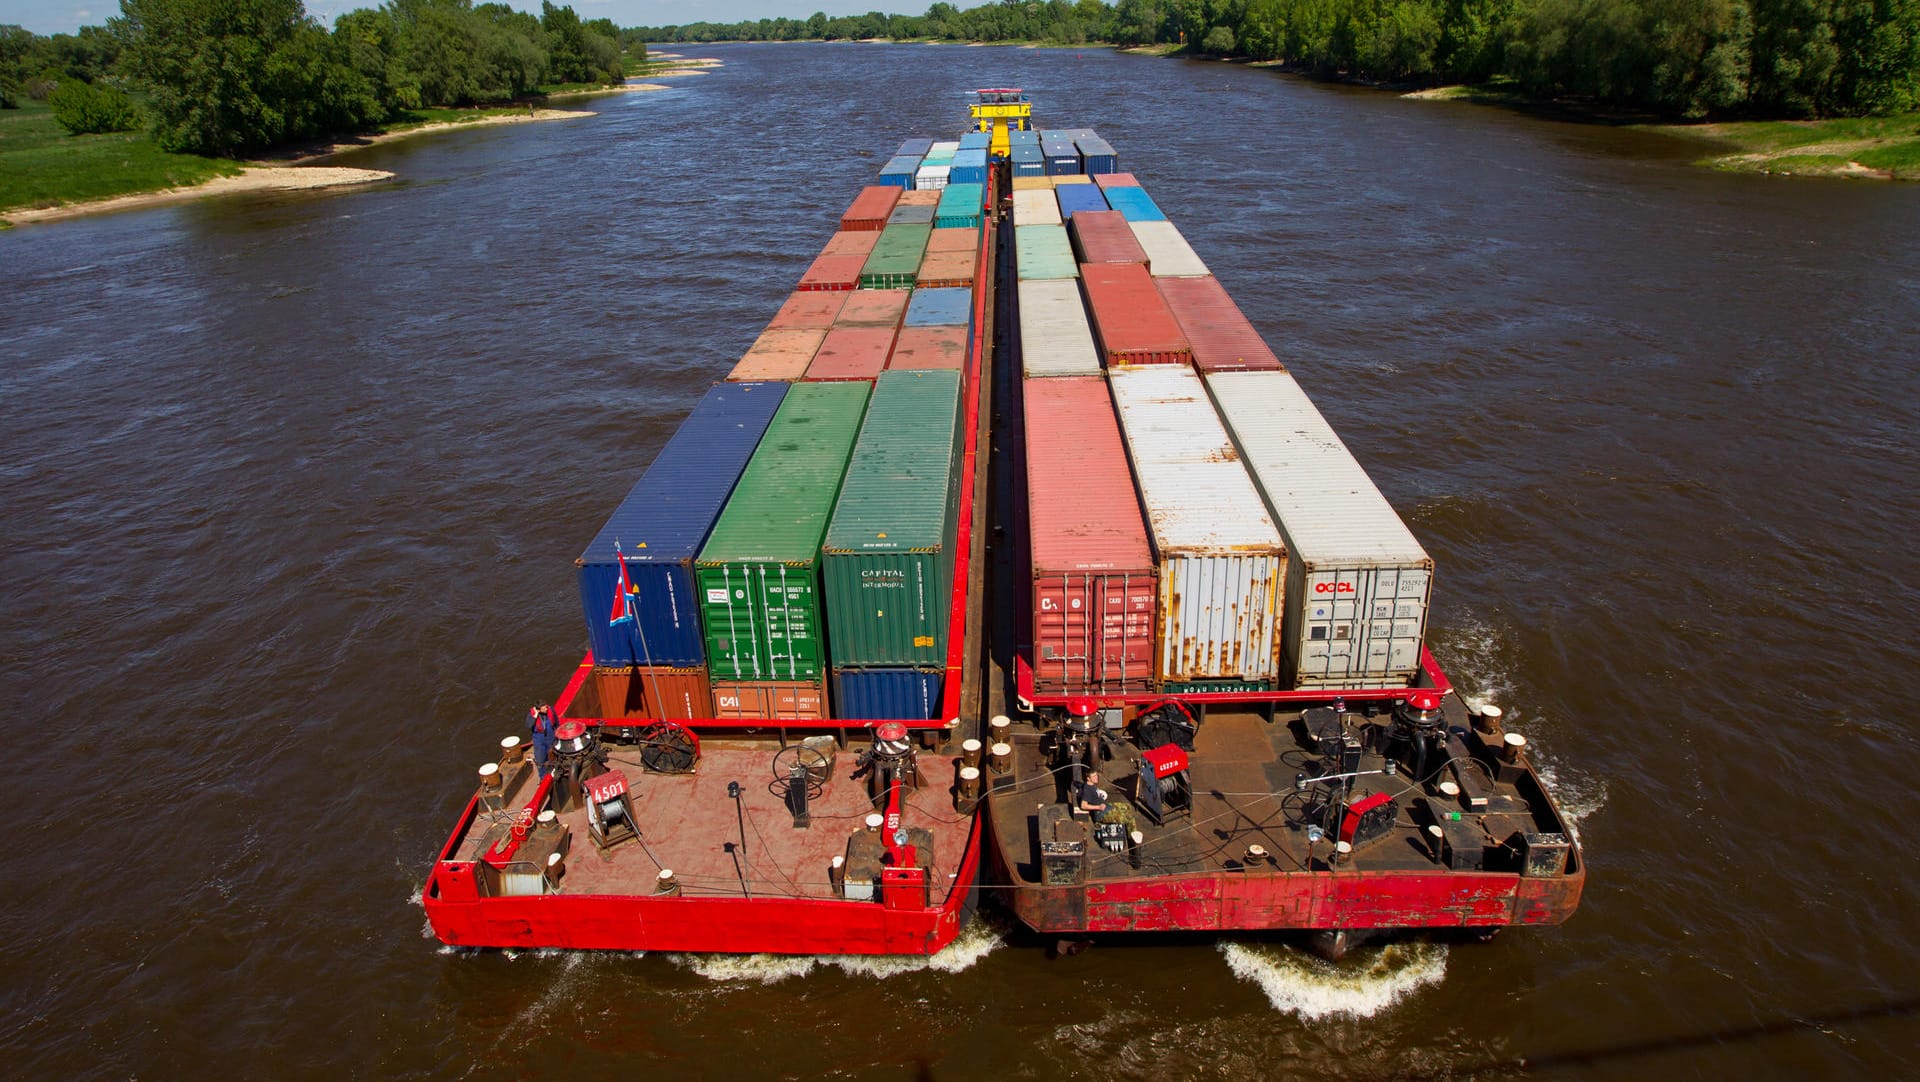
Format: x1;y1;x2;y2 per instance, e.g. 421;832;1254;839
422;91;1584;957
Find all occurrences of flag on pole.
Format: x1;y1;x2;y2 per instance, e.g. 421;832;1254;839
609;541;638;628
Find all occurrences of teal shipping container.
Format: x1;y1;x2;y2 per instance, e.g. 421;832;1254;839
695;382;870;682
822;369;966;668
934;183;985;230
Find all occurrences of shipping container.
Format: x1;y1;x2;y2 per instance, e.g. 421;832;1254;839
1023;376;1156;693
897;189;940;207
798;252;864;292
728;327;827;381
590;665;712;721
929;140;959;155
1093;172;1142;190
1011;175;1053;192
841;186;903;231
1155;276;1284;372
823;230;883;257
834;288;910;328
822;369;965;668
1069;210;1149;265
577;382;787;668
1074;136;1118;175
1108;366;1286;685
711;680;826;720
1204;370;1432;688
949;148;989;187
1051;175;1093;187
1042;140;1080;175
904;287;972;328
1011;145;1046;176
915;247;977;289
887;325;968;371
1017;279;1101;378
766;290;848;332
1128;220;1210;277
859;223;932;289
889;203;935;227
1012;189;1061;228
805;325;897;382
958;132;990;151
833;668;943;720
1102;186;1166;223
914;164;950;191
897;138;934;157
1014;225;1077;281
933;182;985;229
926;226;978;254
1080;263;1192;366
695;382;869;682
1008;129;1040;147
878;155;920;188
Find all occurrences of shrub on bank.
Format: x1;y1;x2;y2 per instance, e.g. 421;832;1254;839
49;79;141;134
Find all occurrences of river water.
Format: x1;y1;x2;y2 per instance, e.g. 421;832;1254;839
5;42;1918;1080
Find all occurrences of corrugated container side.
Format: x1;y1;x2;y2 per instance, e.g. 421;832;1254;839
805;325;897;382
834;288;910;328
1204;370;1432;687
888;325;967;371
766;290;847;332
1042;141;1080;175
1011;145;1046;176
859;223;932;289
695;382;869;682
1108;366;1286;685
1069;210;1149;265
933;182;985;229
949;149;989;187
711;680;826;720
728;327;826;381
1102;187;1166;222
1017;278;1102;377
1128;220;1210;277
590;666;711;720
904;287;972;328
832;668;943;720
1155;276;1284;372
841;185;903;231
577;382;786;667
1024;376;1157;693
1073;137;1118;175
822;369;964;668
888;203;935;227
1015;225;1078;281
878;155;921;188
1093;172;1141;189
1012;189;1061;228
914;165;950;191
1080;262;1192;366
915;248;977;289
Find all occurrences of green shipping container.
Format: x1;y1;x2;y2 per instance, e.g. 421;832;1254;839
696;382;870;681
933;183;984;230
823;369;966;668
860;223;933;289
1015;224;1078;281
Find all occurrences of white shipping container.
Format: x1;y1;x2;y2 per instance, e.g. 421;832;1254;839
1108;366;1286;684
1204;370;1433;688
914;165;951;191
1128;220;1210;278
1019;280;1101;378
929;140;961;154
1012;189;1062;228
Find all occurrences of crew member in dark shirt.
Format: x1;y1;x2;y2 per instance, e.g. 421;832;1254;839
1077;771;1109;817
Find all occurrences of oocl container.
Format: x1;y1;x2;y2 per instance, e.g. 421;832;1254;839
695;382;869;683
577;381;787;668
832;668;943;720
1128;220;1209;277
1155;276;1284;372
822;369;965;668
805;325;897;382
1015;225;1077;281
1012;189;1061;228
888;325;968;371
860;223;932;289
1017;279;1100;377
1080;262;1192;366
1108;365;1286;686
841;186;903;231
1102;186;1166;223
1204;370;1432;688
1024;376;1156;693
1069;209;1149;265
728;327;826;381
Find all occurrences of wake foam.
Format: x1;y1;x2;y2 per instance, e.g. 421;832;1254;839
1218;940;1448;1020
670;916;1004;984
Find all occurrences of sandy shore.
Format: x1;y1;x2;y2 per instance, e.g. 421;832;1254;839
5;165;396;225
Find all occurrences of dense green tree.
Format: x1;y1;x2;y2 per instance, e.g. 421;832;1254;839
48;77;143;132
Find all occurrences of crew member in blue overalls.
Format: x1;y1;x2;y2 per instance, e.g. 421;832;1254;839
528;702;557;778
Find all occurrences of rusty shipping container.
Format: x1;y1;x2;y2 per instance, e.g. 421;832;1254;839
1205;370;1433;688
710;680;827;720
840;185;903;231
590;666;713;721
1024;376;1157;693
728;327;826;381
805;325;897;382
888;325;967;371
766;290;848;332
1080;263;1192;366
1069;210;1149;266
1154;276;1285;373
835;288;910;328
1108;365;1286;686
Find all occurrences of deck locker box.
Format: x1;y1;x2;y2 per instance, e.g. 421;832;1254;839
1205;370;1433;687
1108;366;1287;686
695;383;869;687
822;369;966;669
577;381;788;669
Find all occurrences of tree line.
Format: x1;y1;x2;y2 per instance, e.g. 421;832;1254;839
1;0;634;156
634;0;1920;118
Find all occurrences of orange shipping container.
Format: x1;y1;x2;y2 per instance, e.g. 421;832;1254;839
835;288;911;328
766;290;847;332
897;189;940;207
887;325;968;371
711;680;827;720
927;227;978;254
916;248;977;289
805;325;897;381
823;230;883;257
589;666;713;720
728;327;826;381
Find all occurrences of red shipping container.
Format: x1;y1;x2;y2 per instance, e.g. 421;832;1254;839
1079;263;1192;366
1154;276;1286;373
711;680;826;720
804;325;897;381
1023;377;1157;693
767;290;848;331
835;288;910;328
1093;172;1142;190
823;230;883;257
589;666;712;720
728;327;826;381
798;251;864;292
1069;210;1148;265
888;325;967;371
841;186;903;231
916;248;977;289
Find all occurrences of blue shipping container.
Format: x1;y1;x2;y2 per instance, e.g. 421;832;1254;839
1074;137;1118;175
879;154;921;188
577;382;787;667
949;148;989;187
1102;186;1166;222
958;132;990;151
1008;130;1040;147
905;287;973;328
833;668;943;720
1042;144;1081;176
1053;184;1110;220
1010;145;1045;176
898;138;934;157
